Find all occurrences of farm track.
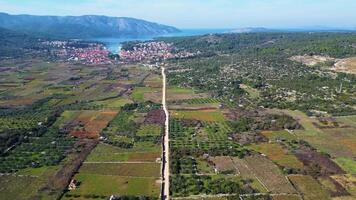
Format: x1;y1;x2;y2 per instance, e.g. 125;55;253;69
84;161;159;164
161;66;170;200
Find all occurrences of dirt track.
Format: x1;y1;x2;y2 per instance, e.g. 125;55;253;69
161;66;170;200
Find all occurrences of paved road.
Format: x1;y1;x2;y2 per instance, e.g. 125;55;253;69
161;66;170;200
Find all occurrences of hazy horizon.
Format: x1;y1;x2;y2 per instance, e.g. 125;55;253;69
0;0;356;29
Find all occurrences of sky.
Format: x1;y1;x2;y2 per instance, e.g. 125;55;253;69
0;0;355;29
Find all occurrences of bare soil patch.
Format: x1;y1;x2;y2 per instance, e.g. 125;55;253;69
333;57;356;74
290;55;335;66
208;156;237;174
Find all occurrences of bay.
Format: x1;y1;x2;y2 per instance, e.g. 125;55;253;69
92;29;231;53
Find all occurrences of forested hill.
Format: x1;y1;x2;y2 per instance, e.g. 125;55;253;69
0;12;180;39
0;27;41;58
158;32;356;58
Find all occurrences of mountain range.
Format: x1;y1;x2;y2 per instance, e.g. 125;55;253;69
0;12;180;39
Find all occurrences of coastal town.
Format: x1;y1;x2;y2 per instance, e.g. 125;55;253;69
43;40;115;65
42;40;197;65
119;41;198;63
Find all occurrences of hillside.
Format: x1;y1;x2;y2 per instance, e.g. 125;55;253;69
0;12;180;39
0;27;41;58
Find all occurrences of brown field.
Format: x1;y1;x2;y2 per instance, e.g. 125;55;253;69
143;92;162;103
66;110;118;139
230;157;269;192
243;154;297;194
288;175;331;200
209;156;237;174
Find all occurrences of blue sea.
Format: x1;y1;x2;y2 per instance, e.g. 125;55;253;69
92;29;231;53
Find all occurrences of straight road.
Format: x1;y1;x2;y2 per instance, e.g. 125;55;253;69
161;66;170;200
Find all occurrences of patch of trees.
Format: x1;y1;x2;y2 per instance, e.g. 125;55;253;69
229;114;301;133
171;175;244;197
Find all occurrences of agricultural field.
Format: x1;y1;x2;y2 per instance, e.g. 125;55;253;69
64;142;162;199
0;58;164;199
243;155;297;194
171;109;226;122
1;30;356;200
288;175;331;200
249;143;303;169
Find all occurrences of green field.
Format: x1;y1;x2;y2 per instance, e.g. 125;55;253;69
171;109;226;122
63;174;159;198
137;124;162;136
0;175;45;200
250;143;303;169
334;157;356;174
79;163;160;177
86;143;160;162
131;87;160;102
167;86;195;94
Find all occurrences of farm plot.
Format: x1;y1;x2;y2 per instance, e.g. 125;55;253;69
91;97;133;109
261;130;298;142
318;176;349;197
299;127;356;159
267;109;323;136
131;87;161;102
249;143;303;169
271;194;301;200
295;146;345;175
203;121;232;141
137;124;162;137
0;165;63;200
208;156;237;174
216;157;268;193
65;156;161;199
288;175;331;200
144;74;162;88
243;154;297;194
171;109;226;122
58;110;118;139
173;97;223;105
167;87;209;102
62;174;160;199
0;175;45;200
334;157;356;174
86;143;160;162
331;174;356;198
79;163;160;177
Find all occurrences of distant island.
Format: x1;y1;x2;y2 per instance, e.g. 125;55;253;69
0;12;180;39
